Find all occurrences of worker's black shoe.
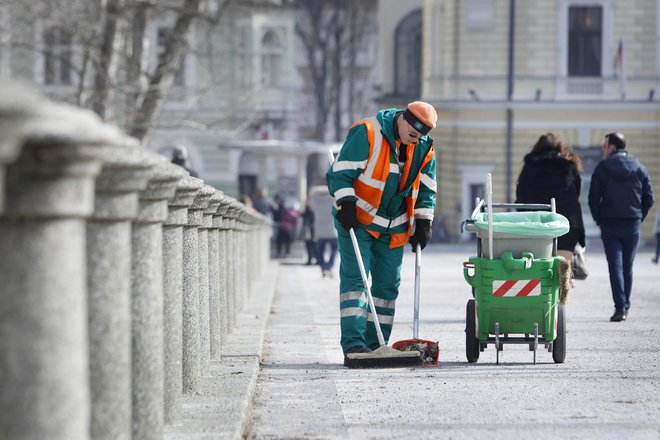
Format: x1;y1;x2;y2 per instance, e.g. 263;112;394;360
343;346;372;367
610;308;626;322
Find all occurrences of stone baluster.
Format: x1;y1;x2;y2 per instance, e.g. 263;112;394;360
242;212;255;293
215;197;232;340
206;190;225;362
86;140;157;440
253;213;265;278
182;180;213;393
237;208;250;308
250;213;264;279
0;101;113;440
224;201;238;329
131;153;187;440
199;187;223;374
260;217;270;270
162;175;202;424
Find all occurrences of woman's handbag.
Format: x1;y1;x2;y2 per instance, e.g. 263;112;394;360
571;244;589;280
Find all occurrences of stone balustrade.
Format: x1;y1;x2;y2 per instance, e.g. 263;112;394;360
0;83;272;440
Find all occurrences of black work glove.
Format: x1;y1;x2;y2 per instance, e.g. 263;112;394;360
335;199;359;231
409;219;432;251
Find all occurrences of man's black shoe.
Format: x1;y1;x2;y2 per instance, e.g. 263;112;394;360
623;309;629;319
343;346;372;366
610;308;626;322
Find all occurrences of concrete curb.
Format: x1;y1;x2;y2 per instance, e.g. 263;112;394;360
165;261;279;440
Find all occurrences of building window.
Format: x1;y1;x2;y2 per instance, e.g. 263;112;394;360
465;0;494;31
261;29;282;87
237;25;252;88
568;6;602;77
43;26;73;85
157;27;185;86
394;9;421;97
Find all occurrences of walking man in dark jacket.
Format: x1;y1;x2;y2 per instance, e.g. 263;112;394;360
588;133;654;322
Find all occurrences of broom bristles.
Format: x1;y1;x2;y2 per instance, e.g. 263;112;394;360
559;258;571;305
344;345;422;369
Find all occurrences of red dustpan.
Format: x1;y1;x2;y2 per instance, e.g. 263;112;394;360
392;244;439;367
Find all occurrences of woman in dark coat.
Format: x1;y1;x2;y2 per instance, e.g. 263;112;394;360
516;133;585;264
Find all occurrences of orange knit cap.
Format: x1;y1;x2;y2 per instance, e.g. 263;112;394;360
403;101;438;135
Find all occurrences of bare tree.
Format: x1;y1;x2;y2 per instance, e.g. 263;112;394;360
0;0;235;142
293;0;376;141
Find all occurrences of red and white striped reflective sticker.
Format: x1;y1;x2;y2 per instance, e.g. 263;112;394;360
492;279;541;297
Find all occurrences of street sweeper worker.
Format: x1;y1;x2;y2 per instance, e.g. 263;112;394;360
326;101;437;365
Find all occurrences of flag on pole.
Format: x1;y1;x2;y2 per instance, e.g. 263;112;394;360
616;39;626;100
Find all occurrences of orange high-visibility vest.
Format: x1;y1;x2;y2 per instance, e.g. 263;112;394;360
352;119;434;248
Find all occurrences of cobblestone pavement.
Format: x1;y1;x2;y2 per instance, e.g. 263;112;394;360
246;241;660;439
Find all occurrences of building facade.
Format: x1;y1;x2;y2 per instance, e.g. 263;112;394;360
0;0;301;198
0;1;381;205
379;0;659;241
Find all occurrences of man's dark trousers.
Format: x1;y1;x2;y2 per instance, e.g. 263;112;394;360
601;219;641;311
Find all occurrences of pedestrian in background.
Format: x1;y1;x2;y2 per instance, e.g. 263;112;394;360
326;101;437;365
170;144;199;177
309;185;338;278
653;209;660;264
300;197;317;265
274;195;299;258
252;187;277;219
515;133;585;267
588;132;655;322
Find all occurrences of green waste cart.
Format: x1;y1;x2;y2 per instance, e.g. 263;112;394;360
461;193;570;364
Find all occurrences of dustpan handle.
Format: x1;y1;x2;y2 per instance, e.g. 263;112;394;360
414;243;421;339
349;228;385;347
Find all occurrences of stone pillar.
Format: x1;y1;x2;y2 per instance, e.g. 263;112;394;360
224;202;238;330
205;191;224;363
248;213;261;280
258;216;268;273
162;175;201;424
198;186;222;374
182;179;213;393
240;211;253;299
131;154;186;440
0;102;111;440
215;197;232;340
235;206;248;311
86;142;155;440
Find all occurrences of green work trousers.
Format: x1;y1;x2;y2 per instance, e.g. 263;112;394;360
336;223;404;353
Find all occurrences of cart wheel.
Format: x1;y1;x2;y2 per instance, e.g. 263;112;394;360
552;304;566;363
466;299;479;363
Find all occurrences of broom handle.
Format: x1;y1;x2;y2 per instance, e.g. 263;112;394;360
414;243;421;339
349;228;385;347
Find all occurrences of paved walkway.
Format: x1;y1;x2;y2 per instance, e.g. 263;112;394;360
246;242;660;439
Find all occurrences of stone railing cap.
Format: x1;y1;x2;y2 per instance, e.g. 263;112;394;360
206;190;225;214
177;175;205;191
94;141;159;171
0;82;42;162
0;81;42;117
24;100;124;147
189;183;216;209
145;154;188;184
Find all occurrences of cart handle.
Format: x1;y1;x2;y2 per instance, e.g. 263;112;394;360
463;261;476;285
501;251;534;271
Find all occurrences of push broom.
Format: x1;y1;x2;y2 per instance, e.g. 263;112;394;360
344;228;422;368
